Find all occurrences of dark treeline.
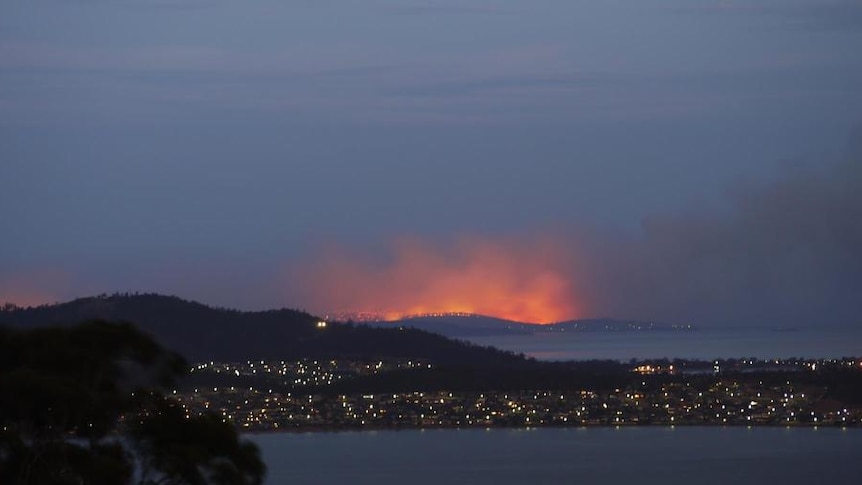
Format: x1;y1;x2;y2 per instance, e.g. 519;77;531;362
180;360;633;396
719;369;862;405
304;366;862;402
7;296;862;409
182;358;862;405
309;363;632;395
184;360;644;395
0;294;530;366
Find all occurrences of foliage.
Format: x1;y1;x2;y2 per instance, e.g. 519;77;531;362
130;400;265;485
1;294;534;366
0;321;266;485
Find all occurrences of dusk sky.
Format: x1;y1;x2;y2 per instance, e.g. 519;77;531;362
2;1;861;326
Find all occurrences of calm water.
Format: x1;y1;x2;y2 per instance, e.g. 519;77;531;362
465;327;862;360
249;427;862;484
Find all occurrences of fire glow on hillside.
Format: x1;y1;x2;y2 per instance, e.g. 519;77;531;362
292;235;581;324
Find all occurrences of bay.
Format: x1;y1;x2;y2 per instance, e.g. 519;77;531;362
249;427;862;484
463;327;862;361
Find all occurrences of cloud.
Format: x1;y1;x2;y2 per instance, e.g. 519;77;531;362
386;73;604;98
383;6;507;16
56;0;222;10
668;1;862;31
0;38;619;125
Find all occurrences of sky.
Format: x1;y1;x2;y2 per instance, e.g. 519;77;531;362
1;0;861;326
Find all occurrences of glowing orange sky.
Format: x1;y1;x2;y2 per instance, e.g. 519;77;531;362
0;270;64;308
292;235;582;323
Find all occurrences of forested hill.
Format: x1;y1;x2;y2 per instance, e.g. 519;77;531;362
0;294;530;366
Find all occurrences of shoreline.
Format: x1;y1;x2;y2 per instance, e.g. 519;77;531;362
242;421;860;435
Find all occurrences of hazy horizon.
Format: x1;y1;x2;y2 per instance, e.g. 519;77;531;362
2;1;861;328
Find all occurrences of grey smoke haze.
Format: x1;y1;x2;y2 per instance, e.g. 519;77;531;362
286;147;862;327
1;0;861;327
583;150;862;327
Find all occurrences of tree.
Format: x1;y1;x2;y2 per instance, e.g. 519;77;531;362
130;400;265;485
0;321;266;485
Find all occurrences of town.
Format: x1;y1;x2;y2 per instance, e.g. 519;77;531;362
175;357;862;431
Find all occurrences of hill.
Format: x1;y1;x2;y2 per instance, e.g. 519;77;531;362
367;314;694;338
366;314;535;336
0;294;530;366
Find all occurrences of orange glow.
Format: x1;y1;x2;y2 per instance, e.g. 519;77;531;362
0;285;57;308
292;235;582;324
0;269;69;308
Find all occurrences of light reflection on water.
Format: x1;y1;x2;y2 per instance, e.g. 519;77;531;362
249;427;862;485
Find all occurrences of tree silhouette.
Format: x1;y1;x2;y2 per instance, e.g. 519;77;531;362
130;400;265;485
0;321;266;485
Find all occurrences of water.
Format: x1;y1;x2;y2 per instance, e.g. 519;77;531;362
247;329;862;483
249;427;862;484
464;327;862;360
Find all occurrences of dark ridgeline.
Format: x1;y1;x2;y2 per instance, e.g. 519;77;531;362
0;293;530;367
5;295;862;434
308;361;632;396
370;315;694;338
